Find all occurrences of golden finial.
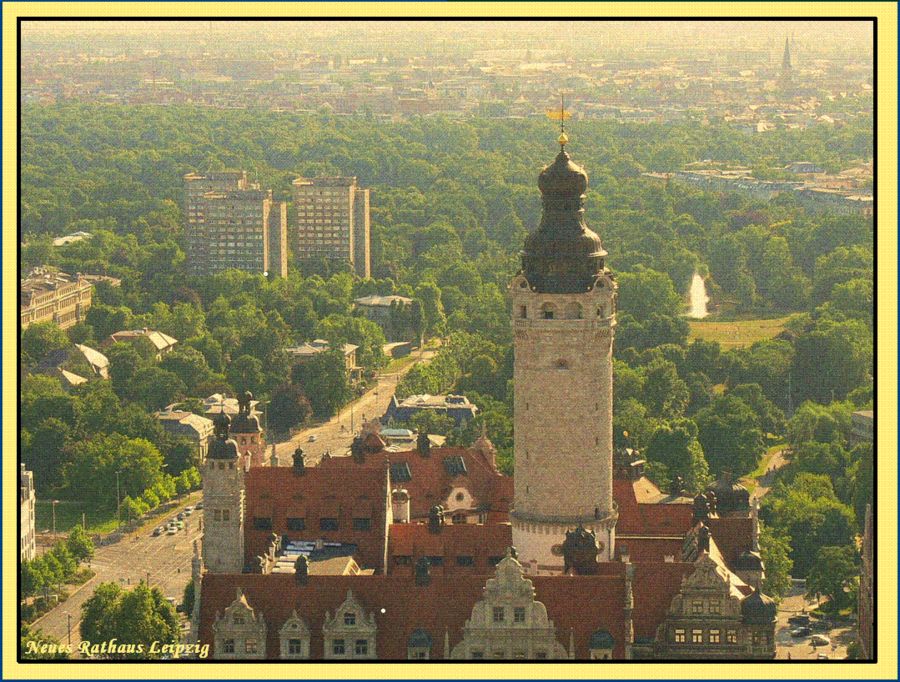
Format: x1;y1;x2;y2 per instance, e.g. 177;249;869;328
547;91;572;149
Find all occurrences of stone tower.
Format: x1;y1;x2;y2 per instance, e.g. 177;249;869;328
509;129;617;572
231;390;266;468
202;411;245;573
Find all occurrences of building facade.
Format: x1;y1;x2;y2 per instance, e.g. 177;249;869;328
20;267;93;330
292;176;371;278
184;171;288;277
20;465;36;562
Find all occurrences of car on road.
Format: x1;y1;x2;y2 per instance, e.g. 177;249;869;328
788;615;811;626
152;527;164;537
308;434;318;442
811;634;831;647
812;620;831;632
184;506;194;514
790;627;812;638
177;512;186;520
166;527;177;535
195;501;204;510
817;653;829;660
176;520;185;529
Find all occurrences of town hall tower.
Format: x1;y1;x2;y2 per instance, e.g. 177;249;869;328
510;128;618;572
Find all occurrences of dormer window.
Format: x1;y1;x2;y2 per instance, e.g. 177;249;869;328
344;612;356;626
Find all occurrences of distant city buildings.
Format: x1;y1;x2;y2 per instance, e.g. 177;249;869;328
292;176;370;278
183;171;288;278
20;465;36;562
284;339;361;381
156;408;216;463
20;267;93;330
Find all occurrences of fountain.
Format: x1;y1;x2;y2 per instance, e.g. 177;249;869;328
687;272;709;319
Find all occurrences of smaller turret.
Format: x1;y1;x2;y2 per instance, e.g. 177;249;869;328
562;525;600;575
417;431;431;457
428;504;444;533
292;447;306;475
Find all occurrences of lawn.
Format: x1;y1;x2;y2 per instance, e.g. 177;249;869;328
688;315;795;349
35;500;118;536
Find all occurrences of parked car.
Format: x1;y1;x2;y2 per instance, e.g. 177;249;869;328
790;627;812;638
176;521;185;530
811;634;831;647
812;620;831;632
817;653;829;660
177;512;186;520
308;434;318;442
195;502;204;510
166;527;177;535
152;527;164;537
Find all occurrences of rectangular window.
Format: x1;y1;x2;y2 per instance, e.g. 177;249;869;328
344;612;356;626
394;555;412;566
287;517;306;531
691;600;703;614
222;509;230;521
245;639;257;654
456;555;475;566
288;638;303;655
674;629;686;643
213;509;221;521
709;629;721;644
223;639;235;653
232;614;244;625
535;651;548;659
253;517;272;531
355;639;368;656
493;606;505;623
514;607;526;623
427;556;444;566
353;518;372;531
692;629;703;644
320;518;339;531
726;629;738;644
332;638;345;655
708;599;721;614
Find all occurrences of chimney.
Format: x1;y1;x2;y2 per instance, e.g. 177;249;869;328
292;447;305;475
428;505;444;533
294;555;309;585
415;556;431;586
392;488;410;524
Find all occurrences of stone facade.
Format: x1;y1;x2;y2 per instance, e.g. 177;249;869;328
20;465;36;562
450;553;569;659
212;588;267;659
322;590;378;659
202;446;246;574
510;273;618;569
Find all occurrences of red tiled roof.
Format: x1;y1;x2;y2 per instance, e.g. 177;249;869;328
613;478;695;536
630;561;694;640
387;522;512;575
319;447;511;519
615;537;685;563
197;568;632;659
706;515;754;566
244;466;389;572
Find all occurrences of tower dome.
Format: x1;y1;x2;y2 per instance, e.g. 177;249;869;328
209;411;240;460
231;390;261;433
522;141;607;294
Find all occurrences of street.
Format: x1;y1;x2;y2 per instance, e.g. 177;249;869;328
272;346;438;466
29;495;202;656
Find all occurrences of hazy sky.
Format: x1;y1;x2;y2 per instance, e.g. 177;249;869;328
21;20;873;59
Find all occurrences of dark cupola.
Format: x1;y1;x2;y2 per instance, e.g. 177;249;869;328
208;411;240;460
521;129;607;294
231;390;261;433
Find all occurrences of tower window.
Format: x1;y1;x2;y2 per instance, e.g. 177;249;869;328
540;302;556;319
519;305;527;319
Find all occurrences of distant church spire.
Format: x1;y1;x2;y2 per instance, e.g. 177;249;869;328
782;36;792;71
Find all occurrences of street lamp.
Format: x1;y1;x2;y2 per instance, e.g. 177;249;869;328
115;470;121;528
51;500;59;535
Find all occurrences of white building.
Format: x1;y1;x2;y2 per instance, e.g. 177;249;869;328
20;465;36;562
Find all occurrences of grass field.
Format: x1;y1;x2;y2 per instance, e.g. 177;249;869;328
687;315;795;349
35;500;118;536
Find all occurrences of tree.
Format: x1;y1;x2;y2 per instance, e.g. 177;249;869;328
20;624;69;660
22;322;70;367
106;342;147;400
415;280;446;339
291;350;351;420
792;318;871;404
132;367;187;411
806;545;859;612
159;347;215;393
182;580;195;618
728;383;785;435
759;522;793;601
694;395;765;477
66;525;95;563
225;355;265;396
644;419;711;493
617;267;684;322
410;410;456;436
787;400;853;448
80;582;179;659
642;358;690;419
268;383;313;432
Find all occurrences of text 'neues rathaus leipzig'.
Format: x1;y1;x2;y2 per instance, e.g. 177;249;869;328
192;131;776;661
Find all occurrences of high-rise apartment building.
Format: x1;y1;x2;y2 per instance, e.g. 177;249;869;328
291;176;370;278
184;171;288;278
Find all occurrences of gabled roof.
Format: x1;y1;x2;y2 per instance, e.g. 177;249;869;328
387;523;512;575
613;478;695;537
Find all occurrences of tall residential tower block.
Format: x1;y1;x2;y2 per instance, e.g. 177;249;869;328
291;176;370;278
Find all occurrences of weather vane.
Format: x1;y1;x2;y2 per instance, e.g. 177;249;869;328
547;91;572;148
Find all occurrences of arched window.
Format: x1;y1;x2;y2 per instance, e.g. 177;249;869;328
564;302;583;319
540;303;556;320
